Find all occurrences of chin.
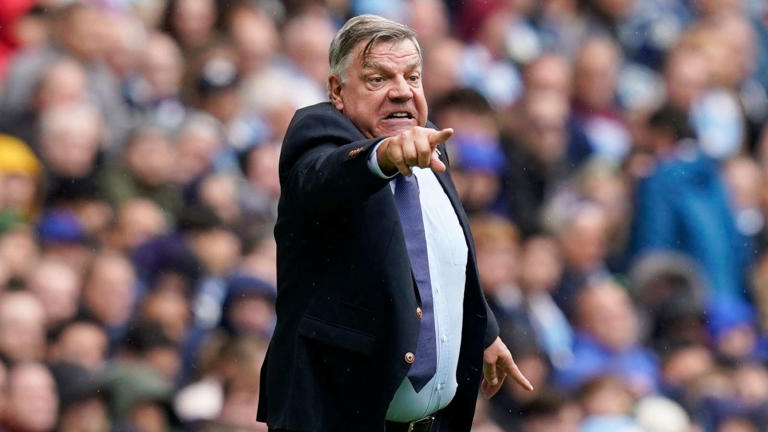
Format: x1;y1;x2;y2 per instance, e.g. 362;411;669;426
375;121;419;137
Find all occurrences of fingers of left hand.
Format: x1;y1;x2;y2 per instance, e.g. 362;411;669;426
501;355;534;392
483;361;498;386
481;369;504;399
509;363;534;392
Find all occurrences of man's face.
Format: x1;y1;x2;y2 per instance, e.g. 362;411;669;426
55;323;108;371
330;39;428;139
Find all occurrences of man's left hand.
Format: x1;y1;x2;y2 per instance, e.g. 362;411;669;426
481;337;534;398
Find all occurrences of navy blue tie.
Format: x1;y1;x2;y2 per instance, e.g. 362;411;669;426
394;174;437;392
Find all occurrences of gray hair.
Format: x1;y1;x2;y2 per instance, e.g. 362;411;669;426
328;14;422;83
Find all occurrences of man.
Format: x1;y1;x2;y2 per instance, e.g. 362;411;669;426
258;15;531;432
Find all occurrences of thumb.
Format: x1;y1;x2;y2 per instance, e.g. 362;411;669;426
428;128;453;148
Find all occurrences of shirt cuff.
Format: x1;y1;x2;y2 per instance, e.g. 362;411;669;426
368;139;398;179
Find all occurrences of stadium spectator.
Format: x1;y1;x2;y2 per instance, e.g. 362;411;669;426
0;290;46;363
48;319;108;372
1;362;58;432
26;256;81;329
555;279;659;394
571;37;631;161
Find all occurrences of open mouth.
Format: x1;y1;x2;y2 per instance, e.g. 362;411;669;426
385;112;414;120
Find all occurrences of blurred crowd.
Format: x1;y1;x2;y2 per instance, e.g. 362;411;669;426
0;0;768;431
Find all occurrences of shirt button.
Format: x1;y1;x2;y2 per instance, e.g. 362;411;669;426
404;352;415;364
416;307;423;318
441;335;447;343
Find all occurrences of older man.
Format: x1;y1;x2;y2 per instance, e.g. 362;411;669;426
257;15;531;432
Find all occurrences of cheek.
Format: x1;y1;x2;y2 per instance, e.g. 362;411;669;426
415;93;429;122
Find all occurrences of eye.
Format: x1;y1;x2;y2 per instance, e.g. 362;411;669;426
409;74;420;82
369;76;384;84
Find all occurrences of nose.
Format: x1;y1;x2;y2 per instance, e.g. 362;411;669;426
387;75;413;103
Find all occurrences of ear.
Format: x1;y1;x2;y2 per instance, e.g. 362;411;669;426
328;75;344;111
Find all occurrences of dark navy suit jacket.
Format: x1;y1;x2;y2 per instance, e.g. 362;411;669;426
257;102;499;431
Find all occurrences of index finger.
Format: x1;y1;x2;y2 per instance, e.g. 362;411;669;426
506;359;534;392
427;128;453;148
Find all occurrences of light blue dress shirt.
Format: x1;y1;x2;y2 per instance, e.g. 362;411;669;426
369;146;468;422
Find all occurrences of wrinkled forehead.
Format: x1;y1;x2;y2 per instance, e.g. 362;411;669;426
357;38;422;69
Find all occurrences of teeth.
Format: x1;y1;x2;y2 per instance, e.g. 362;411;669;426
391;112;409;118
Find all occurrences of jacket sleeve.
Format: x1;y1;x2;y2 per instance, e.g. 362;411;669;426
279;106;391;217
483;303;500;349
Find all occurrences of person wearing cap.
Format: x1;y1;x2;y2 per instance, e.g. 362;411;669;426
258;15;531;432
0;134;42;226
195;54;241;126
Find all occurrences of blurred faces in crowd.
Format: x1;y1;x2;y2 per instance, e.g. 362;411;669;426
574;38;621;113
664;48;710;112
521;91;570;165
244;142;282;206
572;37;630;160
140;290;192;343
2;363;58;432
577;376;635;418
554;279;659;395
36;58;89;111
519;236;563;295
26;257;80;328
520;391;581;432
103;13;146;81
49;320;109;372
422;38;463;104
283;14;336;90
138;32;185;100
198;173;242;224
406;0;449;47
523;54;572;98
188;224;242;277
0;291;46;363
195;53;242;125
227;4;278;75
556;203;609;275
39;101;102;178
111;198;168;251
125;127;176;188
83;251;137;329
471;214;521;297
576;281;639;353
433;88;504;213
174;114;223;184
164;0;217;53
0;225;39;280
56;4;108;62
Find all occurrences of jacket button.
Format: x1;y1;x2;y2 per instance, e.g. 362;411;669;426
416;307;423;318
404;352;415;364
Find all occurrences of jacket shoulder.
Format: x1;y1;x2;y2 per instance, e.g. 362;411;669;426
279;102;365;172
286;102;361;141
